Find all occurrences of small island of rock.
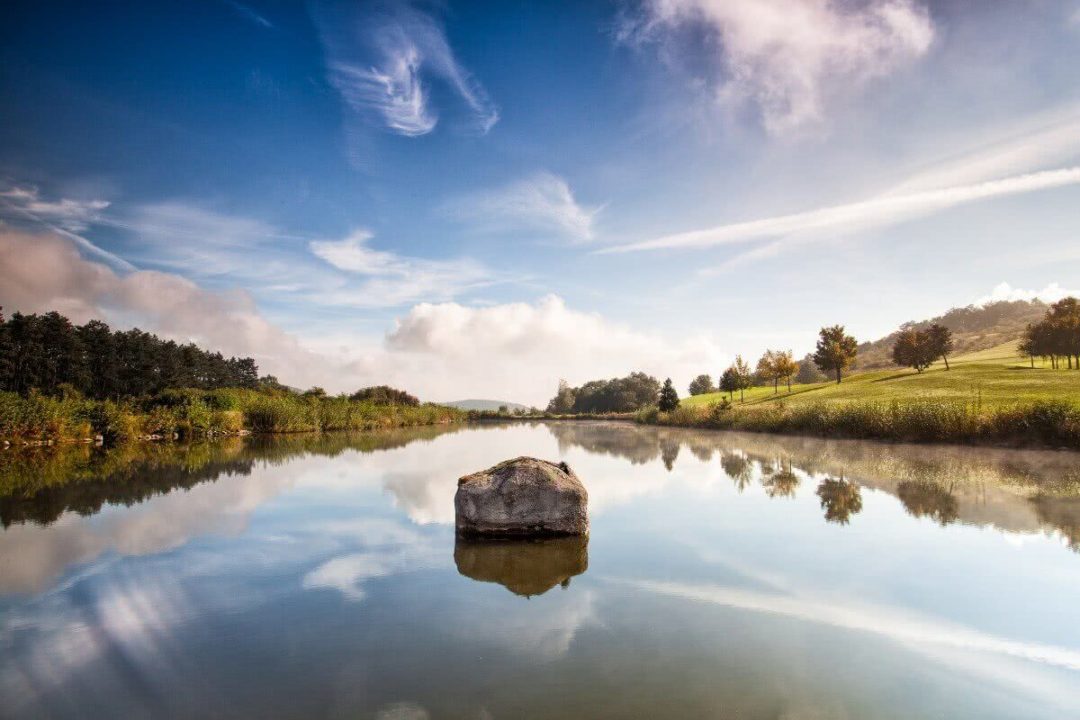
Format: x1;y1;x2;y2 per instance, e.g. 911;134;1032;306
455;456;588;537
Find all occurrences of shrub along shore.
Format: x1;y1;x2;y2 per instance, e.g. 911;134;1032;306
637;398;1080;450
0;388;465;445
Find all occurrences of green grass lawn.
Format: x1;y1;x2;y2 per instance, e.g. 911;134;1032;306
683;341;1080;410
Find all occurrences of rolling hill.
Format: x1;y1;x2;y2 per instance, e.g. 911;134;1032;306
853;299;1046;370
685;339;1080;411
443;399;532;412
684;296;1078;412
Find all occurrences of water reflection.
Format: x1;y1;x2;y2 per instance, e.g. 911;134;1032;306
815;476;864;525
549;420;1080;547
454;536;589;597
898;479;960;526
3;421;1080;718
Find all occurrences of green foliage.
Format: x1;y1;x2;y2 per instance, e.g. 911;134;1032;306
813;325;859;384
658;378;680;412
639;395;1080;449
1021;298;1080;369
546;372;660;414
0;309;259;398
892;328;934;372
350;385;420;406
0;387;465;443
687;374;716;396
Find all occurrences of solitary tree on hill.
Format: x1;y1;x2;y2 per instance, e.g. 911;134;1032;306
732;355;753;402
756;350;781;393
688;373;716;396
813;325;858;384
719;366;739;401
658;378;680;412
892;328;934;373
926;323;954;370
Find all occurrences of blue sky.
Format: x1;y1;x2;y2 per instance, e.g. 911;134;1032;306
2;0;1079;403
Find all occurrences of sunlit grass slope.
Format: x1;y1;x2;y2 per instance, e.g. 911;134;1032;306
682;341;1080;411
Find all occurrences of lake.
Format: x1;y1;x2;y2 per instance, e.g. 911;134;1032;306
2;421;1080;719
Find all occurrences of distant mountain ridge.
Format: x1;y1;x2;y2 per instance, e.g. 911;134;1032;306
443;399;532;412
857;299;1047;370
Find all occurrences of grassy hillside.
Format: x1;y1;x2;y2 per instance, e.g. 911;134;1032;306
684;341;1080;411
853;299;1046;370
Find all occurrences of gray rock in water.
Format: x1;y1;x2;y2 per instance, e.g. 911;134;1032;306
455;457;588;536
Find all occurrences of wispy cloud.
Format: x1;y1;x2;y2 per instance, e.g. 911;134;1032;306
112;202;321;291
597;167;1080;269
630;579;1080;673
0;184;133;271
309;230;497;308
222;0;273;29
313;0;498;141
445;172;601;242
620;0;934;135
889;105;1080;193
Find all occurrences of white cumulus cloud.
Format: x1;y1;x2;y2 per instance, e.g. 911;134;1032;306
622;0;934;134
975;282;1080;307
380;295;730;405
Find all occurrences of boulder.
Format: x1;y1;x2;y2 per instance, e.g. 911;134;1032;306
454;535;589;596
455;457;588;536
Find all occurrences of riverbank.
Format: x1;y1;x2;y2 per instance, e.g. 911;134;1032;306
638;398;1080;450
0;388;465;445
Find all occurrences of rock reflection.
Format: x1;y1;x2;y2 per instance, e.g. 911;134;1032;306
454;535;589;597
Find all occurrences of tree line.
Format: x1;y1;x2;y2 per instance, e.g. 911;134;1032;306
695;325;862;404
550;299;1079;415
1019;298;1080;369
546;372;661;414
0;308;261;399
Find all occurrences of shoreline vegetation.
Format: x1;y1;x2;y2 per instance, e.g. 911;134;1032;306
0;387;465;446
636;397;1080;450
521;298;1080;450
0;308;465;446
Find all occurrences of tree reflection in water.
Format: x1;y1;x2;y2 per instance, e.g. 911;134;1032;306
897;480;960;526
816;476;863;525
762;459;800;499
720;452;754;493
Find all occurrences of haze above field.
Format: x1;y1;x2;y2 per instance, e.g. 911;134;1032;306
2;0;1079;405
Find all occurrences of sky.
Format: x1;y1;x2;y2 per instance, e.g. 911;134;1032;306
1;0;1079;405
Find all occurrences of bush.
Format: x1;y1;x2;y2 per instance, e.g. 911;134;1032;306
637;396;1080;449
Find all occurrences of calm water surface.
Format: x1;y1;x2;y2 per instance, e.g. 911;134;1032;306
2;421;1080;719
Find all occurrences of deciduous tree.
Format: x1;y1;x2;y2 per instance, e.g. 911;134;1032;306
813;325;858;384
925;323;954;370
688;374;716;396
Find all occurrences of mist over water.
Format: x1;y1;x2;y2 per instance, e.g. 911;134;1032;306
2;421;1080;718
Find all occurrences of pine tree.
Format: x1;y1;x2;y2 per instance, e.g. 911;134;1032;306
658;378;680;412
